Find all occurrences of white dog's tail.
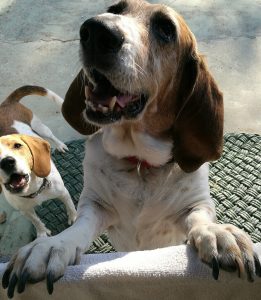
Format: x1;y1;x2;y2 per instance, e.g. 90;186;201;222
2;86;63;108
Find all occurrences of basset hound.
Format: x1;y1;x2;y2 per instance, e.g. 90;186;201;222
3;0;260;298
0;87;76;237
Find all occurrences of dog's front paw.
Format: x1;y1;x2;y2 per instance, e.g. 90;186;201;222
54;141;69;153
67;210;77;225
37;228;51;237
188;223;261;281
2;237;81;298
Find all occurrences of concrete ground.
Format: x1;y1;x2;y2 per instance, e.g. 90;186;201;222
0;0;260;256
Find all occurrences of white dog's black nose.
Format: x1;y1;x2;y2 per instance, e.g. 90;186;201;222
0;156;16;173
80;18;124;69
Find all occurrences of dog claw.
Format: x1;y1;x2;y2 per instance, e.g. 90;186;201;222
245;259;255;282
246;267;254;282
47;272;55;295
46;272;62;295
2;268;12;289
7;274;18;299
212;257;219;280
55;142;68;153
17;270;30;294
254;254;261;277
234;259;242;278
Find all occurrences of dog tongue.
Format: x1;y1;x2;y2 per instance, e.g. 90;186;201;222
10;174;26;188
116;94;134;108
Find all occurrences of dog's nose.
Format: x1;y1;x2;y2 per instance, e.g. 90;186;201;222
80;18;124;56
0;156;16;173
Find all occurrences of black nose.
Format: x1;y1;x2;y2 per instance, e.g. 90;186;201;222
0;156;16;173
80;18;124;66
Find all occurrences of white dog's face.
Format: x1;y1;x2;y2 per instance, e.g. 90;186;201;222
0;137;33;194
80;0;192;126
63;0;223;173
0;134;51;194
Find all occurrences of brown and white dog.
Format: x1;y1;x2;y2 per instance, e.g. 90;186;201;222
0;87;77;237
3;0;260;297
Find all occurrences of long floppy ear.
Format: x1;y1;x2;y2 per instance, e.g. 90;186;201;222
62;70;99;135
173;52;224;172
20;135;51;178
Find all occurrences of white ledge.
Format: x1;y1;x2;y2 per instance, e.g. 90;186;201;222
0;243;261;300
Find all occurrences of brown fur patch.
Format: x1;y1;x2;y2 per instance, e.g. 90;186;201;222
0;103;33;136
20;135;51;178
2;86;47;105
62;70;99;135
0;85;52;137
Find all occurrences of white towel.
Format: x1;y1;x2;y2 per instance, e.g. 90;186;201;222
0;243;261;300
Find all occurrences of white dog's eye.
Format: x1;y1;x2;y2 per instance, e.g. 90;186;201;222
107;0;127;15
13;143;22;149
151;12;177;43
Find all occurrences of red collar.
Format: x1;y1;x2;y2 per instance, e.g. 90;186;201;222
125;156;153;169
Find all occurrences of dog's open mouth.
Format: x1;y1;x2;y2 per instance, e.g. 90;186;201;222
4;174;29;193
85;69;148;124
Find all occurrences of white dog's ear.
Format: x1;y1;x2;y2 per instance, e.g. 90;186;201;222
172;52;224;172
20;135;51;178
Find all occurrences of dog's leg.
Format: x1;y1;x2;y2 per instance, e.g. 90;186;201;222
2;193;112;297
184;205;260;281
22;209;51;237
30;115;68;152
58;189;77;225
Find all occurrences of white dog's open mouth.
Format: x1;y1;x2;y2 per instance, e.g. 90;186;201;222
4;173;29;193
85;69;148;124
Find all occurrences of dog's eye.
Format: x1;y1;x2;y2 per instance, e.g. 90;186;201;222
151;13;176;43
107;1;127;15
13;143;22;149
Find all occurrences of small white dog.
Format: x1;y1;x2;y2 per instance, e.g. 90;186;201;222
0;86;77;237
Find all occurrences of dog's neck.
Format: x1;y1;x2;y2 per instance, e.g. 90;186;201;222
15;173;50;198
21;178;51;199
102;125;173;167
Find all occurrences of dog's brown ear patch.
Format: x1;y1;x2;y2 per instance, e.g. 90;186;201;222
173;53;224;172
62;70;99;135
20;135;51;177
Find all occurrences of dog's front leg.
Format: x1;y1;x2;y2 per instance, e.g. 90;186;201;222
2;194;111;298
57;189;77;225
23;209;51;237
185;205;261;281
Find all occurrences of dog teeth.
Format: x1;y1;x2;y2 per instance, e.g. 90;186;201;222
87;101;96;111
109;96;117;110
98;104;109;113
84;86;89;99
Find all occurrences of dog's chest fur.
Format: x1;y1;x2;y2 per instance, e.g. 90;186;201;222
84;131;213;251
